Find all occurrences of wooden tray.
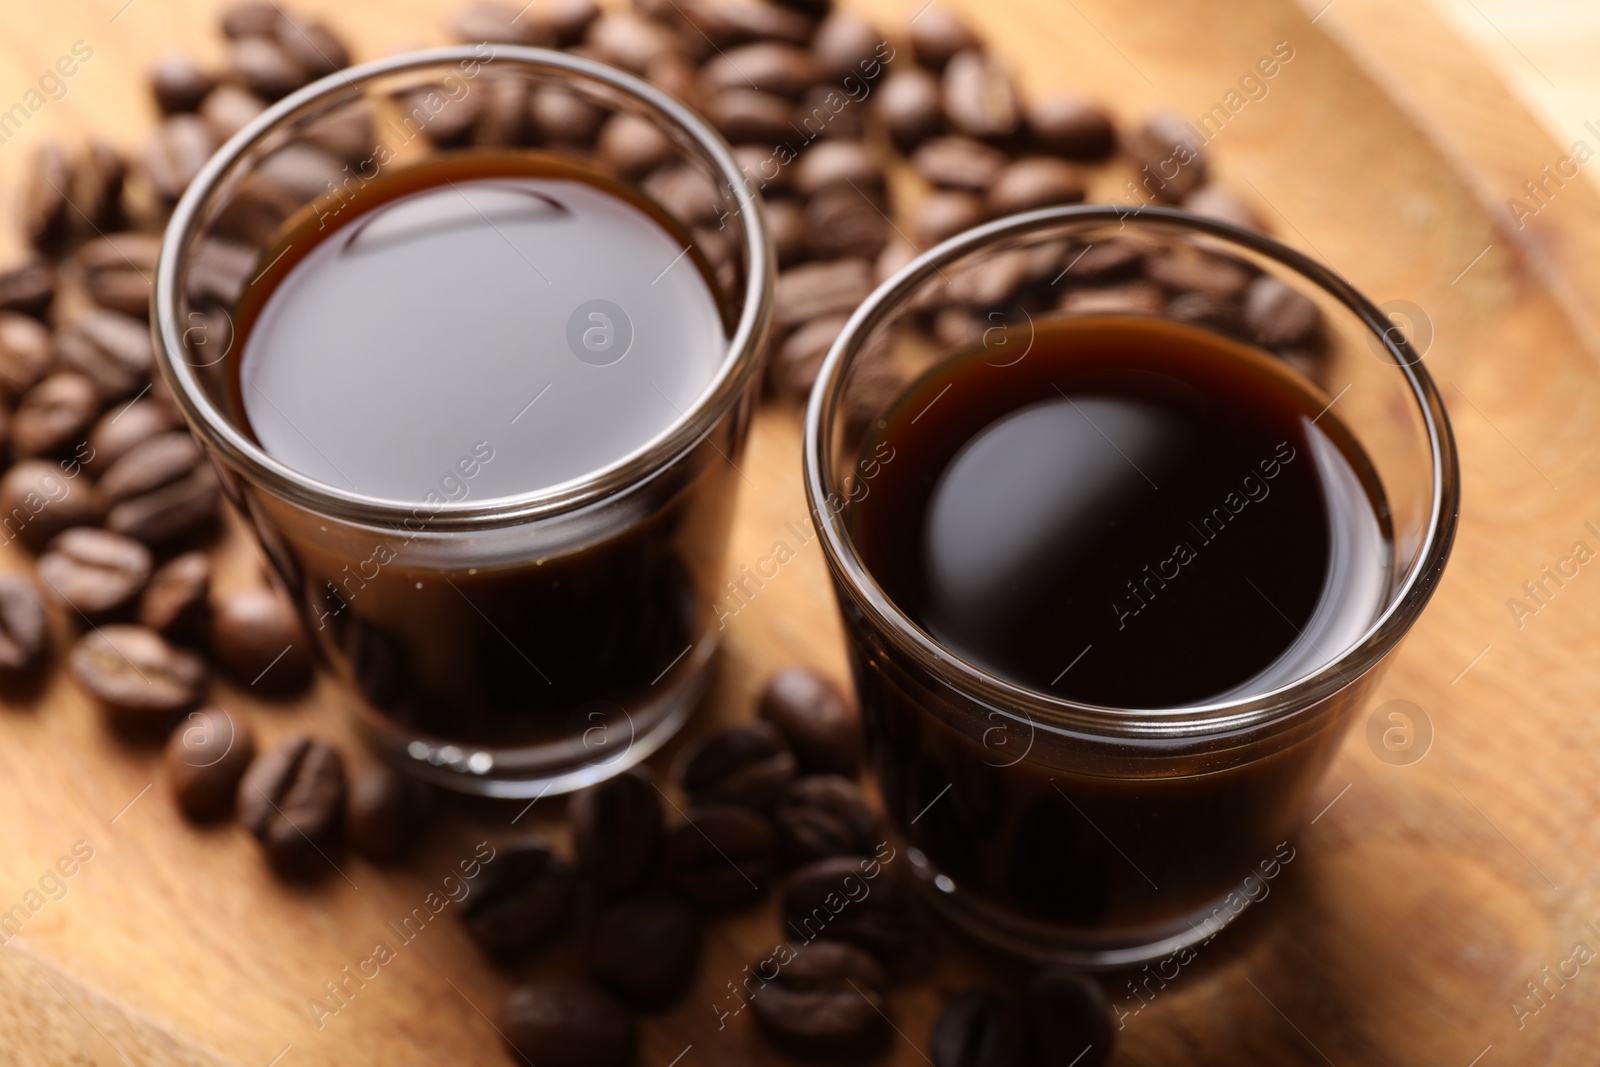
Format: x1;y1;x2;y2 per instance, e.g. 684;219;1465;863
2;0;1599;1063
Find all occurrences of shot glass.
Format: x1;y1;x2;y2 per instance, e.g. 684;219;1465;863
803;204;1458;966
154;47;772;796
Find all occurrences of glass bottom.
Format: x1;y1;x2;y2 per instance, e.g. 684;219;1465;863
904;844;1250;970
354;635;717;798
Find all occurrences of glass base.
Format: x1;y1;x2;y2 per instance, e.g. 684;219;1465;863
354;637;716;798
904;845;1247;970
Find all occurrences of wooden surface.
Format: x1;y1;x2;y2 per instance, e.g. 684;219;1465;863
2;0;1600;1064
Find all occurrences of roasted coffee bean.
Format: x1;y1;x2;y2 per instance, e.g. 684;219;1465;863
56;310;153;400
795;140;882;198
70;625;204;727
530;0;600;45
986;158;1085;215
876;239;919;285
0;257;55;319
586;12;676;73
782;855;917;963
679;722;797;810
766;198;809;267
569;769;663;899
1166;290;1243;333
1060;281;1164;316
1026;969;1114;1067
1244;275;1322;348
677;0;814;48
12;374;100;460
346;764;433;861
1125;111;1208;203
187;238;255;307
452;0;545;44
751;939;888;1053
395;82;479;148
797;83;866;141
1144;247;1252;298
151;54;217;114
460;841;577;960
769;313;847;399
705;88;795;146
142;115;218;203
704;42;820;99
641;164;722;226
199;84;268;140
84;400;175;477
877;69;944;151
595;113;675;178
0;313;54;400
774;775;877;864
530;88;605;147
775;257;872;328
943;50;1020;141
933;989;1026;1067
1028;94;1116;161
1182;184;1262;231
912;136;1008;191
38;528;152;622
734;143;793;195
0;461;102;552
932;307;983;349
73;141;126;235
20;143;71;251
759;666;862;776
99;432;221;545
238;733;344;873
299;106;375;165
0;575;47;675
645;50;702;106
499;981;635;1067
165;706;254;821
910;6;980;70
220;1;285;39
256;143;347;199
228;35;308;101
472;76;536;148
915;190;986;248
1058;238;1145;283
664;804;775;908
209;586;312;694
274;16;350;79
83;266;152;320
807;12;875;81
590;892;702;1009
139;551;211;642
805;186;889;260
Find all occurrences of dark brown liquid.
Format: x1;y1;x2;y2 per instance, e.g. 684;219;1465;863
230;153;741;751
843;316;1392;933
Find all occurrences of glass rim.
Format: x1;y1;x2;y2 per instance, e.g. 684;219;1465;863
153;45;774;531
802;203;1461;740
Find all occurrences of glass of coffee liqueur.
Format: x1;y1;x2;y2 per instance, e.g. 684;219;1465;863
153;47;772;796
804;204;1459;966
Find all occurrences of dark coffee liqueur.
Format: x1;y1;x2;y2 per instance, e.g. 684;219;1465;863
851;315;1390;709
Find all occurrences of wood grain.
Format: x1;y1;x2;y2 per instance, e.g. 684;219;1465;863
0;0;1598;1064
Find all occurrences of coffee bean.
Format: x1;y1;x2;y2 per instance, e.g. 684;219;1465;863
876;239;919;285
769;313;847;399
751;939;888;1053
460;841;578;960
1028;94;1116;161
20;143;70;251
395;82;479;149
910;7;979;70
0;461;102;552
0;575;47;675
142;115;218;203
911;136;1008;191
774;775;877;864
209;586;312;694
596;113;675;178
238;733;344;873
165;706;254;821
346;764;433;862
705;42;820;99
187;239;255;308
229;36;308;101
986;158;1085;215
590;892;702;1009
805;186;889;260
797;83;866;140
1058;239;1145;284
705;88;795;146
1182;184;1262;232
530;88;605;147
99;432;221;546
812;11;881;82
274;16;350;79
775;257;872;329
1244;275;1322;348
38;528;152;622
645;50;702;107
1144;248;1252;298
943;51;1020;142
932;307;983;348
200;84;268;141
1167;290;1243;333
139;551;211;643
56;310;153;401
299;106;375;165
152;54;217;114
0;313;54;400
782;855;917;963
500;981;635;1067
83;400;174;477
1059;281;1164;316
915;190;986;247
877;69;944;152
586;12;677;73
641;164;722;227
1125;111;1207;203
473;76;535;148
947;248;1029;310
220;1;285;39
664;804;775;908
452;1;546;45
0;257;55;320
12;374;99;461
1025;969;1114;1067
765;198;808;267
569;769;663;898
759;666;863;776
70;625;205;727
73;141;127;236
679;722;797;810
677;0;814;48
933;989;1026;1067
795;140;883;198
530;0;600;46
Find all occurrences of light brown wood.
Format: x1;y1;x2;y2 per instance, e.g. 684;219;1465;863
1;0;1599;1064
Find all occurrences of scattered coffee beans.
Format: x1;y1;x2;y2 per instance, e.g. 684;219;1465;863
751;939;888;1054
773;774;878;865
70;624;204;728
678;721;797;810
238;733;345;874
664;804;775;909
932;988;1027;1067
0;575;47;676
499;981;636;1067
165;706;254;821
208;587;312;693
346;764;433;862
758;666;862;777
460;842;577;961
589;892;703;1009
138;551;211;642
569;769;663;899
37;528;152;621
